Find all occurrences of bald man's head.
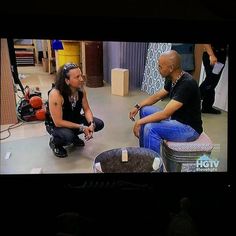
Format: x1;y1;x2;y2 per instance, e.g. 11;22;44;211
159;50;182;70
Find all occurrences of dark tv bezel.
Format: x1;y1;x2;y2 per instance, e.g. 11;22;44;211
0;15;234;190
1;7;234;236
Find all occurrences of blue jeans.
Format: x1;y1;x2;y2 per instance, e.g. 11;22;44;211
139;106;200;154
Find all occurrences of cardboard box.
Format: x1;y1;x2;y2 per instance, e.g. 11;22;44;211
111;68;129;96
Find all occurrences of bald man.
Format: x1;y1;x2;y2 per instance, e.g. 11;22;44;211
129;50;203;155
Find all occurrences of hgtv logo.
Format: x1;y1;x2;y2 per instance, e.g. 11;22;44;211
196;155;219;172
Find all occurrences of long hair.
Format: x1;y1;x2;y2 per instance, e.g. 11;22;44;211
54;63;79;97
54;65;71;97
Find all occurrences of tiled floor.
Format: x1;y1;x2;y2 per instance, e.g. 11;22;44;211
0;65;228;173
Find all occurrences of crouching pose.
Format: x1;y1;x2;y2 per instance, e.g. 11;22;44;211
46;63;104;158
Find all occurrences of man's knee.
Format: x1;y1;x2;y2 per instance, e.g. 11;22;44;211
139;106;151;118
143;123;155;135
53;128;75;146
140;106;162;118
94;118;104;132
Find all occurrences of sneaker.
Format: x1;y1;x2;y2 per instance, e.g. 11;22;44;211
49;137;67;158
73;136;85;147
201;107;221;114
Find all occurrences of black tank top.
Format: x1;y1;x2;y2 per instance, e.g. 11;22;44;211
62;90;83;123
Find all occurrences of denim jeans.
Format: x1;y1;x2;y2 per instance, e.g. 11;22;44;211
52;117;104;147
139;106;200;154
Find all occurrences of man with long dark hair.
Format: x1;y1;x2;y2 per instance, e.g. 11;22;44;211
46;63;104;158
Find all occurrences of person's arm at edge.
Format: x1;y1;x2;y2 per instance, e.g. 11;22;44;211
203;44;217;65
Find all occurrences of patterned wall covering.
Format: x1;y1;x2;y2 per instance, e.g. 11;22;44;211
103;42;149;90
141;43;172;95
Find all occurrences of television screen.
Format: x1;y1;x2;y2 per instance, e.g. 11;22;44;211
0;38;229;174
0;9;234;236
0;12;234;182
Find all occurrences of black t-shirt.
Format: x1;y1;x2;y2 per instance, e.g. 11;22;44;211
164;73;203;134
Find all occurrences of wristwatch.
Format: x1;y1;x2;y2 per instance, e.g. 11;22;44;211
79;124;86;132
134;104;141;110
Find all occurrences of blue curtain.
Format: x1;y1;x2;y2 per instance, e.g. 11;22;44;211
103;42;149;90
